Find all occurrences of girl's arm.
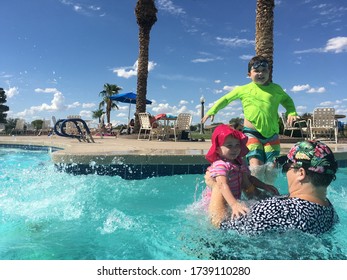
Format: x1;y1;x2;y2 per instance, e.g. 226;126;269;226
205;170;227;227
215;175;249;219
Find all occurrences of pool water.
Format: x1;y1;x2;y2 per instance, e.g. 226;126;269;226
0;147;346;260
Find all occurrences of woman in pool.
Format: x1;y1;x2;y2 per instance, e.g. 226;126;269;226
203;124;279;227
205;140;340;235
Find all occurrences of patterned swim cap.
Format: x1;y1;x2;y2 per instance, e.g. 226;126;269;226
277;140;338;175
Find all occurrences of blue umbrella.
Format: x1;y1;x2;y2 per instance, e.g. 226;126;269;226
110;92;152;105
110;92;152;125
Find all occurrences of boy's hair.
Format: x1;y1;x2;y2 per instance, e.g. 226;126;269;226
248;55;269;73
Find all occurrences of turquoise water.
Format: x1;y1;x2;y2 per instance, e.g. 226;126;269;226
0;147;346;260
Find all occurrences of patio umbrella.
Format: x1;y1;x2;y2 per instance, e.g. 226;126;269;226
110;92;152;125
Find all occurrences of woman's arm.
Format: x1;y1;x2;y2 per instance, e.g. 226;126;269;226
249;175;279;195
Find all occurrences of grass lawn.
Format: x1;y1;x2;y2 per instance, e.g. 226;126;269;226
190;130;212;140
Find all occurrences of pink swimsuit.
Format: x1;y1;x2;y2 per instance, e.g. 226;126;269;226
202;160;250;208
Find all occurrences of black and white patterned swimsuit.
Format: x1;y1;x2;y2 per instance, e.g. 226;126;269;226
220;195;339;235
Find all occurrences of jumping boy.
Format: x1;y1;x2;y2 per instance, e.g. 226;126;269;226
202;55;299;184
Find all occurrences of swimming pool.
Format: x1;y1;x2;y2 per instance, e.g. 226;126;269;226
0;147;346;260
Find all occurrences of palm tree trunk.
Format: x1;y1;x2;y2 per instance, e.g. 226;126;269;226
134;0;157;132
136;26;150;118
255;0;275;82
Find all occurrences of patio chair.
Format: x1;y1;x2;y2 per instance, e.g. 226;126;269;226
11;119;25;135
280;113;307;139
307;107;338;144
25;123;36;135
37;119;52;136
137;112;162;140
172;113;192;141
0;123;6;135
50;116;57;136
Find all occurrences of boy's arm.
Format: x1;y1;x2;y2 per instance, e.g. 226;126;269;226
280;90;300;125
281;91;298;116
205;89;239;117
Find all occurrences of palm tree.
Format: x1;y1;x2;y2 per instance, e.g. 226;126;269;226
255;0;275;82
134;0;157;131
99;83;122;123
92;108;104;124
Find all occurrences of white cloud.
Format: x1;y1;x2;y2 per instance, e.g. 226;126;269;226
290;84;326;93
240;54;253;60
191;58;215;63
82;103;96;108
290;84;311;92
191;55;223;63
320;101;334;106
307;87;326;93
15;88;70;118
35;88;59;94
67;102;81;109
157;0;186;16
216;37;255;47
113;60;157;79
60;0;103;17
5;86;19;98
324;37;347;53
223;85;238;92
296;105;307;111
294;36;347;54
79;110;92;119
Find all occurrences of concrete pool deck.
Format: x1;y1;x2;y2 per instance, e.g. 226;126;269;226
1;134;347;179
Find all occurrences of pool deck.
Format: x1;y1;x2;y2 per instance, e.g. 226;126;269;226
1;134;347;178
1;134;347;162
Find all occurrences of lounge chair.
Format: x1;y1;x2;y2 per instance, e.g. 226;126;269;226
0;123;6;135
137;112;162;140
11;119;25;135
172;113;192;141
307;107;338;144
280;113;307;139
37;119;52;136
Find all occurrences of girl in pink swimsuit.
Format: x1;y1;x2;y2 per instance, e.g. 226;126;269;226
202;124;279;226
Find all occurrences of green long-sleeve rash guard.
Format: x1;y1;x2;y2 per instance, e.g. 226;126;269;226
207;82;298;138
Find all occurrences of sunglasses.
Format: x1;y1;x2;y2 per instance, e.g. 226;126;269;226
251;60;269;70
281;162;297;174
275;156;296;174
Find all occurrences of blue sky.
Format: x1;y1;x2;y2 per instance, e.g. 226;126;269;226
1;0;346;127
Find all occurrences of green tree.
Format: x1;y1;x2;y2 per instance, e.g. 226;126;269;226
135;0;157;131
92;108;104;124
99;83;122;124
255;0;275;82
4;118;17;133
0;87;9;123
31;119;43;130
229;117;244;130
